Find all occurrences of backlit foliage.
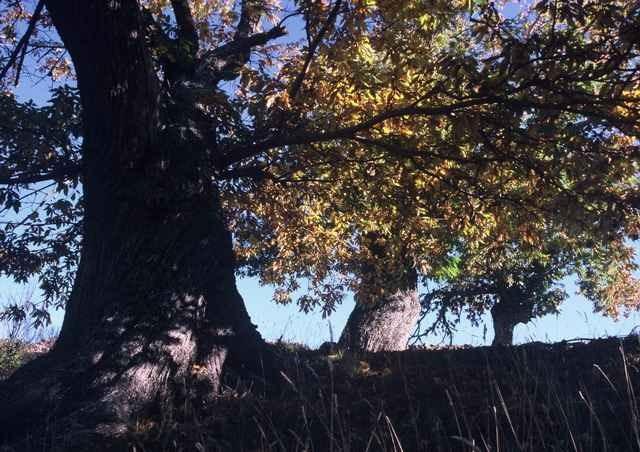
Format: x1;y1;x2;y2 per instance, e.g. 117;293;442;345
0;0;639;323
414;237;638;342
226;0;640;315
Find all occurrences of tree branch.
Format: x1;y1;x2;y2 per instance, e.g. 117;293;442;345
0;165;80;185
217;87;637;169
236;0;263;39
203;26;287;61
198;0;286;82
218;165;267;180
217;96;497;168
170;0;198;59
0;0;45;84
351;137;507;166
289;0;342;100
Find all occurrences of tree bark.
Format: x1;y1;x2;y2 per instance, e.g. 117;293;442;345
490;308;516;346
0;1;272;446
338;233;420;352
338;284;420;352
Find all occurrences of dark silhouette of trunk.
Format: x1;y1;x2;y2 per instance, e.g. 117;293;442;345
491;307;516;346
0;2;272;446
338;233;420;352
490;294;534;346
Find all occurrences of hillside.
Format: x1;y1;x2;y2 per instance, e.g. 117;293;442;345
215;337;640;452
5;336;640;451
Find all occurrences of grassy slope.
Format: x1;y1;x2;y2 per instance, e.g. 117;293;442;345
146;336;640;451
3;337;640;451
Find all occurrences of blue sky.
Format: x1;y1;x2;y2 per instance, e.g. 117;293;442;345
2;1;640;347
3;273;640;347
239;276;640;348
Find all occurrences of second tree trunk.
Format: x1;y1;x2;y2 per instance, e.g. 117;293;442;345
338;233;420;352
338;284;420;352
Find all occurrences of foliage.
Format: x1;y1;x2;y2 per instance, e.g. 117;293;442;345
577;240;640;317
227;0;640;315
0;86;81;325
0;0;639;325
0;288;53;379
0;339;22;379
416;240;571;341
415;231;640;342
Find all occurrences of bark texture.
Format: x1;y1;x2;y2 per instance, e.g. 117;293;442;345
0;1;272;447
338;233;420;352
338;286;420;352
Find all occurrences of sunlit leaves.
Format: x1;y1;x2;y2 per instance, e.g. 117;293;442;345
226;0;640;318
0;1;71;87
0;0;639;325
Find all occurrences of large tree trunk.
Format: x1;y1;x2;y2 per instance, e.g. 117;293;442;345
0;1;271;446
490;308;516;346
338;233;420;352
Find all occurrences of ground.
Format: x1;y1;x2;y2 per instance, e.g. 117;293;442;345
2;336;640;451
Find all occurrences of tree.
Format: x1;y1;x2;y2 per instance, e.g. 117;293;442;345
416;238;640;346
0;0;639;444
337;232;421;352
417;243;569;345
0;0;289;441
228;0;640;351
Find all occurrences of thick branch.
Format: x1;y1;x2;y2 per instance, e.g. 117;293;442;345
204;27;286;61
197;0;286;82
236;0;262;39
351;137;507;165
171;0;198;58
199;27;286;82
217;87;636;169
218;165;266;180
141;6;172;49
217;97;497;167
0;165;80;185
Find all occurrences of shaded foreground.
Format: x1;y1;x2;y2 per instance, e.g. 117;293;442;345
3;336;640;451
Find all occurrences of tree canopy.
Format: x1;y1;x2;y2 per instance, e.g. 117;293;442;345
226;0;640;318
0;0;639;323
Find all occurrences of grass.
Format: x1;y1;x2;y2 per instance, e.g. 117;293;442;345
132;336;640;451
3;336;640;451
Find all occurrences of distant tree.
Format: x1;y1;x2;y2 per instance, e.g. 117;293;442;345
415;239;639;346
417;246;568;345
337;232;420;352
